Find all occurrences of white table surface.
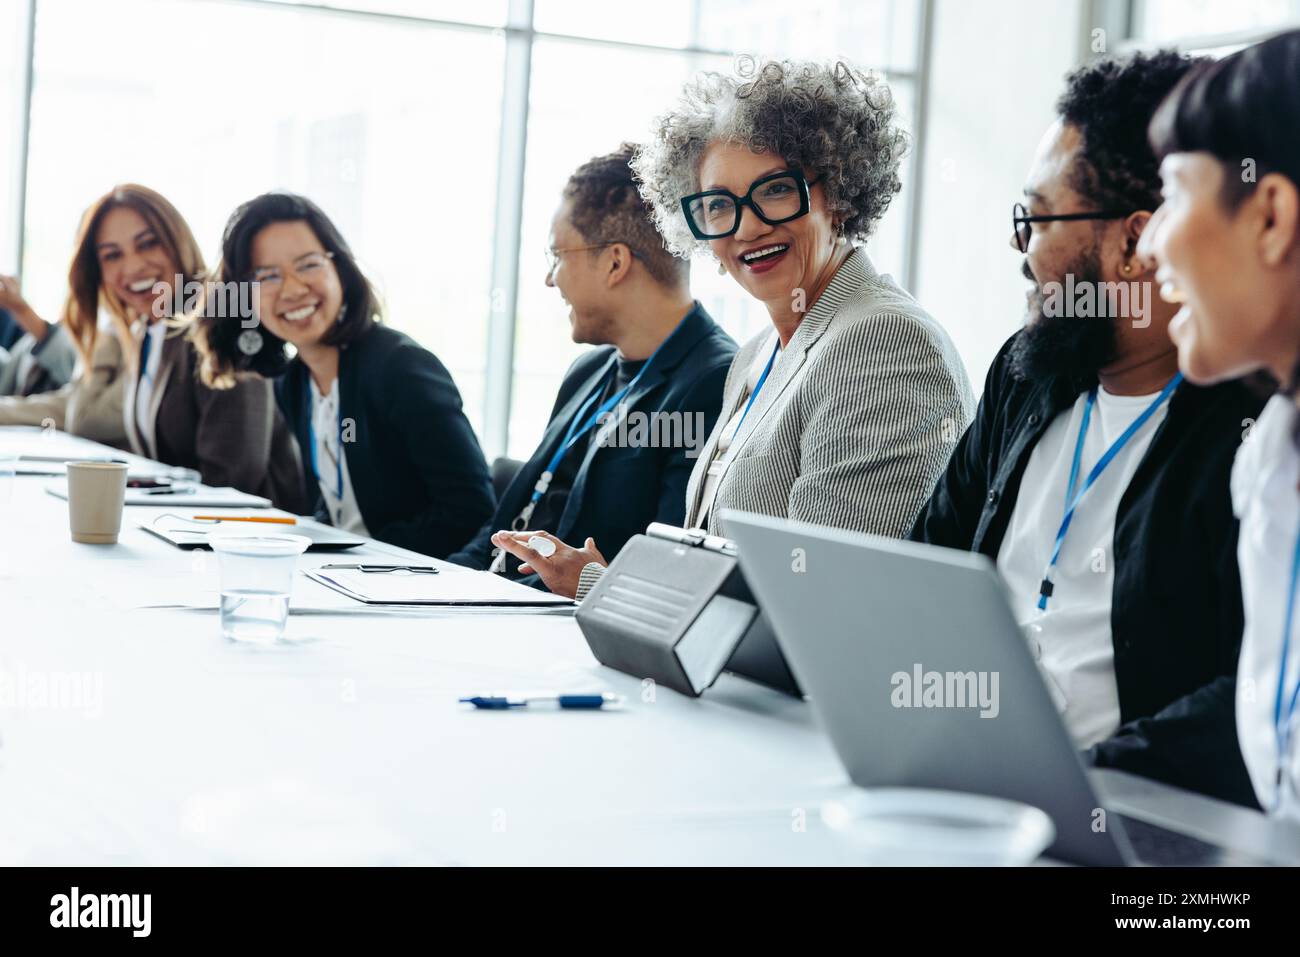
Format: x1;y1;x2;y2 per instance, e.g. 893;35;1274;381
0;428;861;865
2;427;1295;866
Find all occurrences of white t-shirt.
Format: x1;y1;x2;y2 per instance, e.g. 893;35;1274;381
133;320;168;458
697;331;781;526
1231;393;1300;820
997;385;1171;748
310;377;369;536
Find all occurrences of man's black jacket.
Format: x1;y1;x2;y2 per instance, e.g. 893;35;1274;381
449;303;736;577
911;331;1264;807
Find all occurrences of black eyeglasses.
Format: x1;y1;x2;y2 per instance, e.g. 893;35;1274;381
681;169;821;240
1012;202;1130;253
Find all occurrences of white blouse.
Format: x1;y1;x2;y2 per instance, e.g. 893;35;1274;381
1232;393;1300;820
309;377;369;537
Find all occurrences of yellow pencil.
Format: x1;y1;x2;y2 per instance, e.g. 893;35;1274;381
192;515;297;524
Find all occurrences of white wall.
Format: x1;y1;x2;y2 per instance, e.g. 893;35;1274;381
914;0;1087;391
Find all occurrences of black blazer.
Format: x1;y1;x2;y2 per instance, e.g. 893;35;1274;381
911;330;1266;807
276;323;495;559
449;303;736;574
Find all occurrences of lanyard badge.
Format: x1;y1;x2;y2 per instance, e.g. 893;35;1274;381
1036;374;1181;611
1273;520;1300;811
488;313;691;573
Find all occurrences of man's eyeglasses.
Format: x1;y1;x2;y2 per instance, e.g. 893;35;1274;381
251;251;335;287
544;243;638;276
681;169;821;240
1012;202;1130;253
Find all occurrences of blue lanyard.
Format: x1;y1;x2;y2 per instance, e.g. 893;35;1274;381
732;340;781;441
1274;521;1300;804
1036;374;1182;611
528;314;689;510
306;379;343;500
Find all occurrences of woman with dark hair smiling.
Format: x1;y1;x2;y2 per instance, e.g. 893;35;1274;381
1139;29;1300;820
193;192;494;558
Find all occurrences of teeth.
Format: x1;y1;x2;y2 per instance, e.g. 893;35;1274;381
282;303;317;321
129;278;159;293
1158;281;1186;304
742;244;789;263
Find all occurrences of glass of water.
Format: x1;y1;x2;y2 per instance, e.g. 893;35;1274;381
210;533;311;643
0;453;16;504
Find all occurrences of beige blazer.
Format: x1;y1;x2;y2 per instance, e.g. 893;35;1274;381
122;323;305;512
682;247;975;539
0;326;128;446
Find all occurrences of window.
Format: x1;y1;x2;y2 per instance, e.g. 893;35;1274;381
23;0;503;433
8;0;927;460
1132;0;1300;46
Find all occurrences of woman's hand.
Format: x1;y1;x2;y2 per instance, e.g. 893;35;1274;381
0;275;49;341
490;530;607;599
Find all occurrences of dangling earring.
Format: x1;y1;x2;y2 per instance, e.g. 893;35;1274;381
1121;263;1133;276
336;301;349;324
717;260;726;276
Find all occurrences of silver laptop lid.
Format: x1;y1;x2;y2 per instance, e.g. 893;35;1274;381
722;509;1132;867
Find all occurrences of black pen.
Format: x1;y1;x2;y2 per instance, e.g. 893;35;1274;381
317;563;439;574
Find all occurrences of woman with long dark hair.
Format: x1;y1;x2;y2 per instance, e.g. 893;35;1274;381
193;192;494;558
1140;29;1300;819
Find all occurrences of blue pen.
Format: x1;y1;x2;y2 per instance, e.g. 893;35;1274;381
460;693;624;710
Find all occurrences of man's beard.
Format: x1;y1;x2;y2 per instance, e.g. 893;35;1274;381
1008;247;1118;382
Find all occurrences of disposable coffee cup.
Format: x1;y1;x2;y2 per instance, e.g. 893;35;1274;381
66;461;129;544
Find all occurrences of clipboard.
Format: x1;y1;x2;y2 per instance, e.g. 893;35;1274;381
303;565;574;607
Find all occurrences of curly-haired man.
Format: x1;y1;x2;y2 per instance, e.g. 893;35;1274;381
912;51;1268;808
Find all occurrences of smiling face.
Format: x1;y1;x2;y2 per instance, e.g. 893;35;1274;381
1009;120;1129;379
248;220;345;350
545;200;617;346
1139;153;1299;384
94;206;179;322
697;142;837;310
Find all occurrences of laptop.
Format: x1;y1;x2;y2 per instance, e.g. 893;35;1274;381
722;510;1276;867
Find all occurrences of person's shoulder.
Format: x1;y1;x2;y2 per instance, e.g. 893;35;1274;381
351;322;451;377
819;281;968;384
1182;375;1269;420
563;345;617;382
1230;392;1293;517
352;322;415;360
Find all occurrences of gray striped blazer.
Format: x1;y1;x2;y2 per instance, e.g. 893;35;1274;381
683;246;974;538
575;247;975;600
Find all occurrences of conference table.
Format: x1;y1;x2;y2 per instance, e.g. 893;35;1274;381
1;425;1296;866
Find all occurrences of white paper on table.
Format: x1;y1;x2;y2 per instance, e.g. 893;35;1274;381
305;564;574;606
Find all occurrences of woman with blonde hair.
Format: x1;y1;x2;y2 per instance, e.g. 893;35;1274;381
61;184;303;510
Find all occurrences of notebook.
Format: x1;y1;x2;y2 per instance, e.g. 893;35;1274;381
140;515;365;551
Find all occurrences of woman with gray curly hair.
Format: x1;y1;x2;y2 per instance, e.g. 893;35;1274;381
491;57;975;600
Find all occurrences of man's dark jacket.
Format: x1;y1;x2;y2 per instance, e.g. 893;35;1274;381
911;331;1264;807
449;303;735;578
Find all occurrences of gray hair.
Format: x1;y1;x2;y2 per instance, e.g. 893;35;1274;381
631;57;910;258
